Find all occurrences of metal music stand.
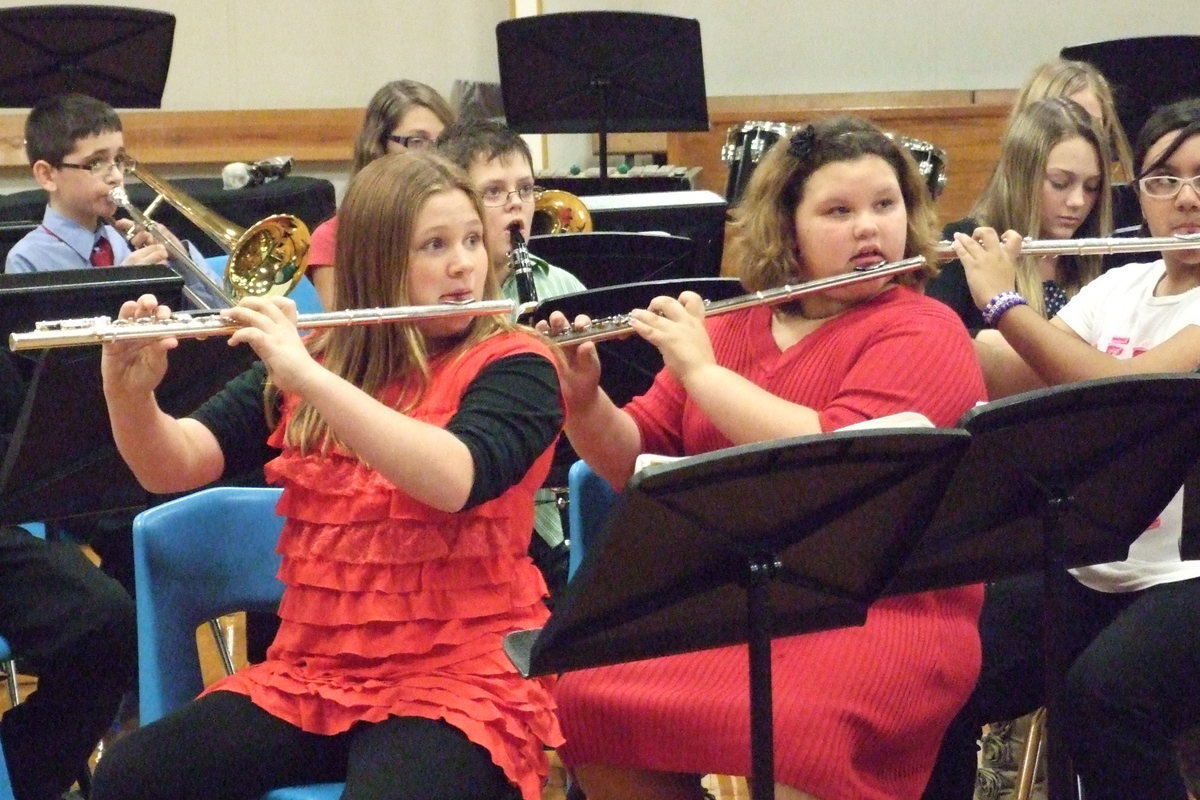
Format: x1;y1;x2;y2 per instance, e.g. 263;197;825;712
496;11;708;193
886;373;1200;800
1061;36;1200;144
0;5;175;108
505;427;973;800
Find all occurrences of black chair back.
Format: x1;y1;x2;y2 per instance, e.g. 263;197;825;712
527;231;702;289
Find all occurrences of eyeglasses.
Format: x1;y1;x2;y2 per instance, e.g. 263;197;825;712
480;185;544;207
386;134;436;151
1137;174;1200;198
58;156;136;177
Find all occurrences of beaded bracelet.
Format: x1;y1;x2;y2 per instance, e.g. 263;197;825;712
981;290;1028;327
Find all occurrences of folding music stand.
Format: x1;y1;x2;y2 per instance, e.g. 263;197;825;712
0;5;175;108
496;12;708;193
1061;36;1200;144
505;427;973;800
0;338;256;525
506;374;1200;800
526;231;702;289
885;373;1200;800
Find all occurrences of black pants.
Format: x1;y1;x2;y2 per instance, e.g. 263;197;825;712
0;526;136;800
91;691;521;800
921;572;1200;800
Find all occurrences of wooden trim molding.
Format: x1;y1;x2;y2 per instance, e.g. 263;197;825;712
0;89;1018;222
0;108;365;169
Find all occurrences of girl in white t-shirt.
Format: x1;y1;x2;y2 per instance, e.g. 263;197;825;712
923;97;1200;800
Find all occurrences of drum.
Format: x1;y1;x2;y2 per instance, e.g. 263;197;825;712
892;134;949;200
721;120;795;204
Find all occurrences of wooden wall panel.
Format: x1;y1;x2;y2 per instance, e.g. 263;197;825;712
1;92;1015;226
0;109;364;169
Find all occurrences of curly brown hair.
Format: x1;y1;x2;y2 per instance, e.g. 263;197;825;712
729;116;940;293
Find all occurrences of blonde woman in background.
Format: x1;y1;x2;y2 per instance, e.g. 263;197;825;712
927;97;1113;335
1010;58;1134;181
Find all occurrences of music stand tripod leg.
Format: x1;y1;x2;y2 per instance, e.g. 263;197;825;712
748;554;780;800
1039;492;1079;800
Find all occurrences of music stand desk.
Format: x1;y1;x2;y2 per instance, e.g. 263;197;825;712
509;374;1200;800
507;427;973;800
0;5;175;108
497;11;707;192
887;373;1200;799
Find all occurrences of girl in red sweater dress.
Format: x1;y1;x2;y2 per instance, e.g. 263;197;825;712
94;152;564;800
549;117;987;800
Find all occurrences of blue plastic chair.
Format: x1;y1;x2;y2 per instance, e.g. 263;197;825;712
566;461;620;580
0;635;12;800
132;486;342;800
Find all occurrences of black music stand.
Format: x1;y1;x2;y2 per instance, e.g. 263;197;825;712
0;268;254;524
0;339;255;525
496;12;708;193
505;427;973;800
1061;36;1200;145
886;374;1200;800
526;231;701;289
0;5;175;108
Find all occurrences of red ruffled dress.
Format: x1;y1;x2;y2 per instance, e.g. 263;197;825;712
205;333;564;800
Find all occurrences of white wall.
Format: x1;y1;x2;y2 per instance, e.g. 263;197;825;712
544;0;1196;94
1;0;1197;192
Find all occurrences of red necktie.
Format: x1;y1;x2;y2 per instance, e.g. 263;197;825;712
90;236;115;267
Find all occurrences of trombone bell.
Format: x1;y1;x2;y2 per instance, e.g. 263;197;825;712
228;216;311;299
122;160;311;305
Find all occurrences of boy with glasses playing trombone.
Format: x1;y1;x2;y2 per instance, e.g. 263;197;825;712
5;93;220;307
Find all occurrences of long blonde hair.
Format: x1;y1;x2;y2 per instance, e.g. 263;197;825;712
731;116;940;292
267;152;513;453
974;97;1113;316
1011;58;1135;182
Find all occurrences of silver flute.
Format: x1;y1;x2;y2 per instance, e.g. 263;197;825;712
548;255;927;346
9;300;516;352
936;232;1200;258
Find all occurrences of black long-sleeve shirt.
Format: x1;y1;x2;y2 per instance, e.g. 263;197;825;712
189;353;562;509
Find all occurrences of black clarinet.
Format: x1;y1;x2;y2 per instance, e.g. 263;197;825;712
508;223;539;323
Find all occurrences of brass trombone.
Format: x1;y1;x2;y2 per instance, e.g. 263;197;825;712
113;161;311;309
532;189;592;235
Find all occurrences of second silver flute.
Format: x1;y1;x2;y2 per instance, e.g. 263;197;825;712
548;255;927;346
10;300;516;352
936;232;1200;258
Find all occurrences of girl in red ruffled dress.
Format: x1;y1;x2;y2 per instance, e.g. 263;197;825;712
546;118;987;800
93;152;564;800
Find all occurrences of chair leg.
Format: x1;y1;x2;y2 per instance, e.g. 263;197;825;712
207;618;237;677
1015;707;1047;800
4;658;20;706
